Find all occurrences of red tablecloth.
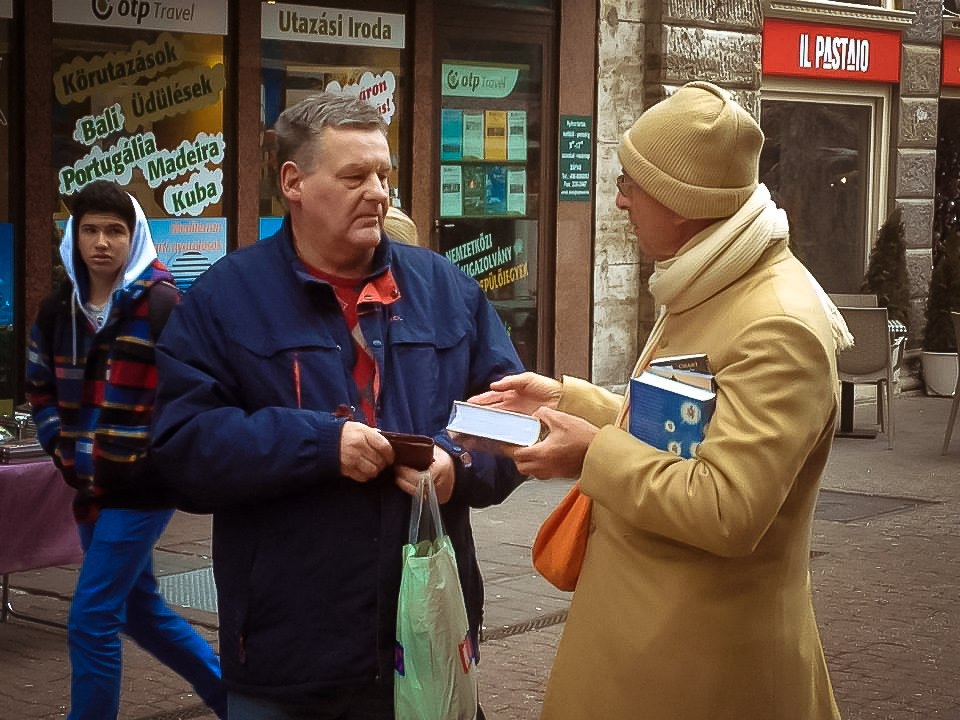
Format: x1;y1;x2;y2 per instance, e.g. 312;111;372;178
0;460;82;574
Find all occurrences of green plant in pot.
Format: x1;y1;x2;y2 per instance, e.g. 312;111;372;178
861;207;910;326
922;227;960;396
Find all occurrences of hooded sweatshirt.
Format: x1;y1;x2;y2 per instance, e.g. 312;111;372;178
25;194;178;522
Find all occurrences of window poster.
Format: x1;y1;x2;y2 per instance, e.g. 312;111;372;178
440;165;463;217
441;108;464;161
324;70;397;125
151;218;227;291
507;110;527;161
0;222;12;327
484;110;507;161
0;222;10;411
52;7;228;290
439;220;533;297
507;168;526;215
485;165;507;214
462;165;486;215
437;218;538;369
462;111;485;161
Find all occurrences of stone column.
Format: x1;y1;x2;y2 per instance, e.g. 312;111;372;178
591;0;762;388
897;0;943;343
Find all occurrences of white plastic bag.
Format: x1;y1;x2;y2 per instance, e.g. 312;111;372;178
394;474;478;720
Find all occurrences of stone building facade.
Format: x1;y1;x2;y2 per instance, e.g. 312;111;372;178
591;0;947;389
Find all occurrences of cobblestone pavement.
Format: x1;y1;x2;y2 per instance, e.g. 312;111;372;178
1;392;959;719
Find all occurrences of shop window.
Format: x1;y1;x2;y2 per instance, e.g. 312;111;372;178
436;37;544;371
259;2;410;236
52;15;228;292
0;13;11;413
760;90;887;293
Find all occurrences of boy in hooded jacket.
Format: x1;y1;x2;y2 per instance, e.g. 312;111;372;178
25;180;226;720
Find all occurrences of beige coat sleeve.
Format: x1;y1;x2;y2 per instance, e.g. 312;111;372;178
578;315;837;557
556;374;623;427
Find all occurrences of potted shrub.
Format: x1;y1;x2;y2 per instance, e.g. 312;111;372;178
859;208;910;384
861;208;910;324
861;206;910;338
922;227;960;396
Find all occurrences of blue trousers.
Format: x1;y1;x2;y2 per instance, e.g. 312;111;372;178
68;508;227;720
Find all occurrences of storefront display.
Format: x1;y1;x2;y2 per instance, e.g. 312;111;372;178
259;2;409;225
437;42;543;370
51;0;228;290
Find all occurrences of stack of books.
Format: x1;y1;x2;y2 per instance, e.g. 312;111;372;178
629;354;716;459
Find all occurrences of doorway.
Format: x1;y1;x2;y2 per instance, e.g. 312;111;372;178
432;5;556;373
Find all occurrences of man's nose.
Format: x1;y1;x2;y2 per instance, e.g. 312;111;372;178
615;191;629;210
363;175;389;200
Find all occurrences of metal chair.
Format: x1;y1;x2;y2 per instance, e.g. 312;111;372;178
941;312;960;455
836;306;901;449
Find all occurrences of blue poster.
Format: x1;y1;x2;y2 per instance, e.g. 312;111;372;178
151;218;227;292
259;216;283;240
0;223;13;327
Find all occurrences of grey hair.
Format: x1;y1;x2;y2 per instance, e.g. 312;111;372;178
273;92;387;173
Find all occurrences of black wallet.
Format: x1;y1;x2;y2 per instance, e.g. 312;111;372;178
381;431;435;471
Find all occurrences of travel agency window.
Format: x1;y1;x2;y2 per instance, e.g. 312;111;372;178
259;1;410;238
434;4;554;372
760;14;897;293
0;0;13;414
51;0;229;292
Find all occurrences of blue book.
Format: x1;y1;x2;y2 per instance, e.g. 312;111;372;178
629;371;716;459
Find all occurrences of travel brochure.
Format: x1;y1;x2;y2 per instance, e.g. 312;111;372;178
440;105;528;218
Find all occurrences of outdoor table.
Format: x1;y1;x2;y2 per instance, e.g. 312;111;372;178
0;459;81;627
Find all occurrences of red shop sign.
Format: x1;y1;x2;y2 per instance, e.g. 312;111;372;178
945;37;960;87
763;18;900;83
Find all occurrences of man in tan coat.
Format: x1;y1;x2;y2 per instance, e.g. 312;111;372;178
470;81;848;719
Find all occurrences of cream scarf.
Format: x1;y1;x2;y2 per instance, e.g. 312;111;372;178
615;184;853;426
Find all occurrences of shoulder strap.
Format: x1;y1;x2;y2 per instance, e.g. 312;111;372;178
147;281;180;341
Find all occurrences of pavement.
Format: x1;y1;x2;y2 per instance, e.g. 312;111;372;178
2;387;960;719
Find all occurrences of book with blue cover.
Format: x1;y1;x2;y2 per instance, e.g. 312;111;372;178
629;371;716;459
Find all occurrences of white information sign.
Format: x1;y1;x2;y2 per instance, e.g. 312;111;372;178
53;0;227;36
262;3;405;49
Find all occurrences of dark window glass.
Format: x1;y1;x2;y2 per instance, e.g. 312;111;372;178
0;16;12;412
760;99;871;293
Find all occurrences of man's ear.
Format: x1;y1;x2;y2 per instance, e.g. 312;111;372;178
279;161;303;203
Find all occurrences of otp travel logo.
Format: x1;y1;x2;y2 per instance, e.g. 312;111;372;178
92;0;194;25
92;0;149;23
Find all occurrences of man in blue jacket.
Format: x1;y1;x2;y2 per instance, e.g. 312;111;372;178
151;92;525;718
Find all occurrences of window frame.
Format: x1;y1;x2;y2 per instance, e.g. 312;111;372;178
760;76;891;278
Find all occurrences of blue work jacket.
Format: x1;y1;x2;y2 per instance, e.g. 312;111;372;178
152;218;526;697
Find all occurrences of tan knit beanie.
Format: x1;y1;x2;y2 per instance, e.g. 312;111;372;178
383;206;420;246
617;81;763;219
